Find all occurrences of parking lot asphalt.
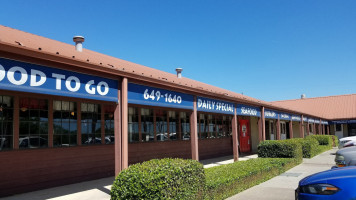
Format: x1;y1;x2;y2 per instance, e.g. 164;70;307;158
1;149;336;200
227;148;337;200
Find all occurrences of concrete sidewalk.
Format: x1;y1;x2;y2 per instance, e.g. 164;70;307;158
1;177;113;200
227;148;337;200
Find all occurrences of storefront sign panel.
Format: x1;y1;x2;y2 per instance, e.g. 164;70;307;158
265;109;278;119
308;119;315;123
331;120;352;124
303;117;308;122
321;120;329;125
236;104;261;117
0;58;118;102
197;96;234;114
292;115;301;122
128;83;194;109
279;113;291;120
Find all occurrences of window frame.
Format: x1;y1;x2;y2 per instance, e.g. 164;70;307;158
128;104;192;143
197;111;233;140
0;90;117;150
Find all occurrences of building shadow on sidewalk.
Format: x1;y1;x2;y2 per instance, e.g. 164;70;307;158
2;177;115;200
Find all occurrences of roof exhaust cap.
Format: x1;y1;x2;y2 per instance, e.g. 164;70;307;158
175;68;183;78
301;94;306;99
73;36;85;52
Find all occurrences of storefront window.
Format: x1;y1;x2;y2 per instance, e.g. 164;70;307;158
81;103;101;145
104;105;115;144
270;121;275;135
199;114;206;139
309;124;313;133
198;113;231;139
335;124;342;132
265;121;270;140
129;106;191;142
128;107;139;142
304;124;308;136
19;97;48;149
265;120;275;140
348;124;356;136
141;108;154;142
180;112;190;140
227;116;232;136
216;115;223;138
0;96;13;151
207;115;215;138
156;109;168;141
280;123;286;134
53;101;77;147
168;111;179;140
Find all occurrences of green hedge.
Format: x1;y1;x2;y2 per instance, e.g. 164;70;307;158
204;158;300;199
111;135;337;199
110;158;205;200
308;135;333;146
259;136;335;159
291;138;320;158
257;140;302;160
307;135;335;153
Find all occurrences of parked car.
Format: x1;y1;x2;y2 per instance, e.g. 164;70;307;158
19;136;47;148
334;146;356;168
83;136;115;144
295;166;356;200
338;136;356;149
84;137;103;144
343;140;356;148
105;136;114;144
182;133;190;140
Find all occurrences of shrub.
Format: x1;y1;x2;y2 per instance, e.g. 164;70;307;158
205;158;300;199
306;135;335;154
291;138;319;158
111;158;205;200
257;140;302;160
308;135;333;146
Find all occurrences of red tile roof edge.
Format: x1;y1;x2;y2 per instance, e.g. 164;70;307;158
271;94;356;120
0;25;328;118
272;93;356;103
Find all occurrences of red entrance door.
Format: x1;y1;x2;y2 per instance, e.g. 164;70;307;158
239;119;251;153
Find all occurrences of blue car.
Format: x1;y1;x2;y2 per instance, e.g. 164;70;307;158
295;166;356;200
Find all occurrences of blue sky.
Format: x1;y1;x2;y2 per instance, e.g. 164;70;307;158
1;0;355;101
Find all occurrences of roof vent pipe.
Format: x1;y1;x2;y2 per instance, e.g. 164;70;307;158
175;68;183;78
73;36;85;52
301;94;306;99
